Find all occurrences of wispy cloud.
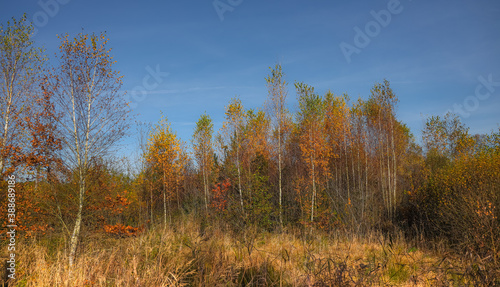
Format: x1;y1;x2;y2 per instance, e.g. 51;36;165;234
122;86;227;96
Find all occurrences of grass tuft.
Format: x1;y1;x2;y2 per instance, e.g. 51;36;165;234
2;214;498;286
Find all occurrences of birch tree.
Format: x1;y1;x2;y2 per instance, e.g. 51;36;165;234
45;32;129;273
145;115;183;226
192;113;214;212
266;63;288;229
295;83;330;227
222;97;245;214
0;15;45;176
367;80;401;219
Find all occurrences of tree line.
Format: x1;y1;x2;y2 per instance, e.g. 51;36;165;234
1;15;499;276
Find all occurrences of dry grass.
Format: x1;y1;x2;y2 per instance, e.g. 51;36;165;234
2;214;498;286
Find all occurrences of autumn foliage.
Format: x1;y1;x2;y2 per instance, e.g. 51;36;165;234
0;15;499;285
103;223;143;238
210;179;230;214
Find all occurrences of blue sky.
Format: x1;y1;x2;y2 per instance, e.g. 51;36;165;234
2;0;500;157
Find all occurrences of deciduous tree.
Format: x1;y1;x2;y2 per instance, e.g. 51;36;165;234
295;83;330;228
192;113;214;212
0;15;46;176
45;32;130;272
145;115;184;225
222;97;246;214
266;63;289;228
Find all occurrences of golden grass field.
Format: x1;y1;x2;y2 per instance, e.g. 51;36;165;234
4;213;498;286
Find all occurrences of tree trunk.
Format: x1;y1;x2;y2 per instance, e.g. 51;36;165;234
310;156;316;226
335;162;339;198
391;117;397;218
357;138;361;220
202;151;208;213
35;166;39;191
278;120;283;229
236;131;244;214
69;175;85;277
163;168;167;226
344;121;350;203
150;181;153;225
386;132;392;218
364;139;368;222
0;95;12;176
68;206;82;268
176;176;180;211
378;113;386;220
309;128;316;229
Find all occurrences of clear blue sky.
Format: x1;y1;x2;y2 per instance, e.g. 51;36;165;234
2;0;500;157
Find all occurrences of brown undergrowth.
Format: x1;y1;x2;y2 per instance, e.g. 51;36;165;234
2;214;499;286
